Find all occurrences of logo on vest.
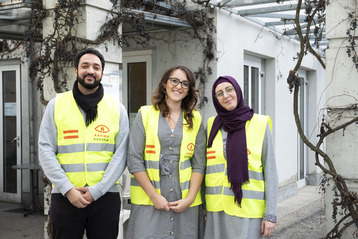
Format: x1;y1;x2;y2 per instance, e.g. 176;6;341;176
187;143;195;151
94;125;110;141
95;125;110;133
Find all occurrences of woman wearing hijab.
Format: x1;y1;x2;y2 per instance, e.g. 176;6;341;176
204;76;278;239
126;66;206;239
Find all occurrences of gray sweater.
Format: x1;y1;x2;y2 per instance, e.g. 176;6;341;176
38;94;129;201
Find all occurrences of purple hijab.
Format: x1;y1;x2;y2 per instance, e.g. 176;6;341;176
207;76;254;206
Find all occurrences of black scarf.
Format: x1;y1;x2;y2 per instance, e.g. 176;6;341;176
72;80;104;126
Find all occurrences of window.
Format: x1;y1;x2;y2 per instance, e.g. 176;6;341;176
244;56;263;113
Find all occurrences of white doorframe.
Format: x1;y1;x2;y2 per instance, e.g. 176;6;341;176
122;50;152;109
0;64;21;202
297;70;308;189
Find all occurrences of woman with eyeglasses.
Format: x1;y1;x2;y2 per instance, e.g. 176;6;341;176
126;66;206;239
204;76;278;239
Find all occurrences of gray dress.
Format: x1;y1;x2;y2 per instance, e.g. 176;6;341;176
204;124;278;239
127;110;206;239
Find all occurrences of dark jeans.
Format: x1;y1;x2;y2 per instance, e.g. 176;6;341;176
49;192;121;239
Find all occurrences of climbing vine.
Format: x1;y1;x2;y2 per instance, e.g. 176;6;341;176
0;0;215;107
287;0;358;238
346;10;358;70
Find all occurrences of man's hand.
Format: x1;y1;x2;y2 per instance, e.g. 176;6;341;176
76;187;94;203
65;188;91;208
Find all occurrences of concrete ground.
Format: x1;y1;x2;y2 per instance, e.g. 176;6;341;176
0;185;325;239
0;201;47;239
269;185;326;239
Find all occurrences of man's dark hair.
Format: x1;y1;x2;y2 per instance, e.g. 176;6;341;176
74;48;105;71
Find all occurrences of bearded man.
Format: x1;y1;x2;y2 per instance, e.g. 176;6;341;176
38;48;129;239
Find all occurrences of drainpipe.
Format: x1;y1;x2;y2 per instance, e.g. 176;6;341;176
28;56;35;165
27;54;38;213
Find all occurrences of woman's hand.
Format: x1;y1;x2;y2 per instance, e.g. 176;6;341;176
168;172;203;213
151;194;170;211
168;198;193;212
132;172;170;211
261;220;276;238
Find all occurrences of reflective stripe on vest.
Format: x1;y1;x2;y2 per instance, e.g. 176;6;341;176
130;105;202;206
54;91;120;187
205;113;272;218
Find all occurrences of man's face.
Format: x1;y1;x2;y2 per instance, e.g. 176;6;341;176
75;53;103;90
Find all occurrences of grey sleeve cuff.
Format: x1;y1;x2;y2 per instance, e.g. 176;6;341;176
128;166;147;174
58;182;75;197
88;185;102;201
263;214;277;223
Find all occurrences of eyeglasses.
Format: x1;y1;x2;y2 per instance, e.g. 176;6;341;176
215;87;235;99
169;77;190;89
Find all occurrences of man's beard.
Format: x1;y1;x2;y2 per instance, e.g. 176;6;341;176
77;74;101;90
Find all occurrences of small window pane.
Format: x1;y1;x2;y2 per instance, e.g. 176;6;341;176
251;67;259;112
2;70;17;193
243;65;249;106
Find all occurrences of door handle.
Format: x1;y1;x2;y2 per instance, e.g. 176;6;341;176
10;136;20;144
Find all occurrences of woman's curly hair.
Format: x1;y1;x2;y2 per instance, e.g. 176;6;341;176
151;66;199;129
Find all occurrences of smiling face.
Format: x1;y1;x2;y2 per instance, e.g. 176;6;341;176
215;82;238;111
165;69;189;104
75;53;103;94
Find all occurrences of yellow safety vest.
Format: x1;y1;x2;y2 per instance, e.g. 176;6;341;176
130;105;202;207
54;91;120;187
205;114;272;218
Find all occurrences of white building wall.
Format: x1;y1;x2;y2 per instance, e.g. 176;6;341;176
325;0;358;236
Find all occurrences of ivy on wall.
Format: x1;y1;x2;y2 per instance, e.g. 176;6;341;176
287;1;358;238
1;0;216;107
346;11;358;70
